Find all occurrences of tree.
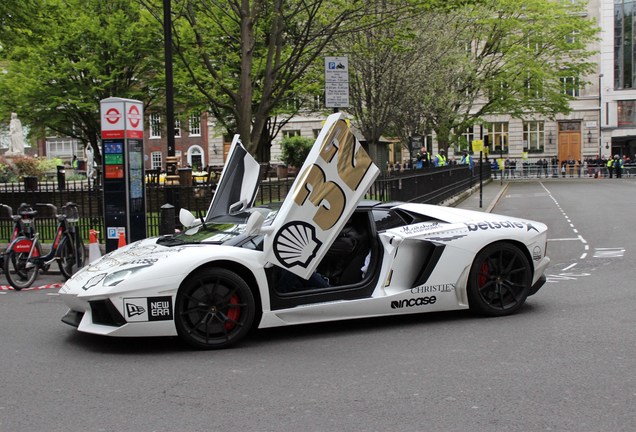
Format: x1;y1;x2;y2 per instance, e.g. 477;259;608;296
411;0;599;152
0;0;168;162
140;0;379;158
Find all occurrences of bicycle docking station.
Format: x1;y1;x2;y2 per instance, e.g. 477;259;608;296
100;97;147;253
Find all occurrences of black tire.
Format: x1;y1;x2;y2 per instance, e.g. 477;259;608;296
57;235;85;280
3;249;38;291
175;268;256;349
467;242;532;316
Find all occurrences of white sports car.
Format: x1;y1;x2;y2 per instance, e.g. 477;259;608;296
59;113;550;349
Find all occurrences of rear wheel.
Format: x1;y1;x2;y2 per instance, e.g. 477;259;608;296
57;235;85;279
3;249;38;291
175;268;256;349
467;242;532;316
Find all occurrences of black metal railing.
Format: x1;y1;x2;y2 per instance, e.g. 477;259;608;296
0;164;486;243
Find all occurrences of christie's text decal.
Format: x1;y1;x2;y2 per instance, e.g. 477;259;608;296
391;296;437;309
411;284;455;294
465;220;539;232
124;296;173;322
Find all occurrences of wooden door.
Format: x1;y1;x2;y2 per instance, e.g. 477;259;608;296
558;132;581;163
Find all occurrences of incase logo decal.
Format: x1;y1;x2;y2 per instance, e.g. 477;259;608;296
391;296;437;309
124;296;173;322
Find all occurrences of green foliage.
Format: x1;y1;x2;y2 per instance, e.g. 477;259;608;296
0;157;16;182
0;0;167;158
279;136;314;168
11;155;46;179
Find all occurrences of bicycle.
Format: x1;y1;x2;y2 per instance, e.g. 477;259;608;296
3;202;85;290
0;203;45;275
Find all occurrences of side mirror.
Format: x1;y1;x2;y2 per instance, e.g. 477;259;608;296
245;211;274;236
179;208;196;228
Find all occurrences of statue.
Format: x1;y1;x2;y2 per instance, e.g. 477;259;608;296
7;113;25;156
85;144;95;178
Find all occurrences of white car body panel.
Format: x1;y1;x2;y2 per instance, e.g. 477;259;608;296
59;112;550;347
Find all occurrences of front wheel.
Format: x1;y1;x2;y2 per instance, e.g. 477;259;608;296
57;235;85;280
467;242;532;316
3;248;38;291
175;268;256;350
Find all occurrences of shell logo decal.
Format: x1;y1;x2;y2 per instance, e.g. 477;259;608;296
273;221;322;269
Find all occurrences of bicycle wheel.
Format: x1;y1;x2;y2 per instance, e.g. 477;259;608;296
58;235;84;279
3;249;38;290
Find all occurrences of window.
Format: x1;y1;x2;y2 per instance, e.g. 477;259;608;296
372;210;407;231
618;100;636;126
561;76;580;97
283;130;301;138
46;138;81;159
312;128;321;138
189;113;201;136
523;121;545;151
459;127;474;151
487;122;509;153
525;73;543;99
615;1;635;89
174;118;181;138
151;151;162;169
150;114;161;139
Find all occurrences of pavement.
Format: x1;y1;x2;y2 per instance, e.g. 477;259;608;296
447;177;508;213
1;178;508;292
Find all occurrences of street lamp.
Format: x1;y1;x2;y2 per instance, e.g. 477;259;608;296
598;73;603;158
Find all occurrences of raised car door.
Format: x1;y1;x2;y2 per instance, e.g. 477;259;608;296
262;113;380;279
205;134;262;219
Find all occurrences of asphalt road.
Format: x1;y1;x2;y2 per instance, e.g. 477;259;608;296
1;178;634;432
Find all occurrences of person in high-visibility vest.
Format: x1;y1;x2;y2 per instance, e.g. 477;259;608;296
607;157;615;178
434;149;447;167
460;150;474;173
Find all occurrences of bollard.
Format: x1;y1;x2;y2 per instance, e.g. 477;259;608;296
159;203;176;235
57;165;66;191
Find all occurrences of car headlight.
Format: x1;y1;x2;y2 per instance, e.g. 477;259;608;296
102;265;151;287
83;273;106;291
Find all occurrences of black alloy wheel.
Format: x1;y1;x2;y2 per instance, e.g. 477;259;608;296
467;242;532;316
175;268;256;349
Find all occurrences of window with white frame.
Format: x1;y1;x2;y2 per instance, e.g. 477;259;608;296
459;127;474;151
150;114;161;138
523;121;545;151
189;112;201;136
151;151;162;169
283;130;301;138
561;76;580;97
174;118;181;138
487;122;509;153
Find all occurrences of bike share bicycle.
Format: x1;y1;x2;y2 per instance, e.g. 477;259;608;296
0;203;46;274
3;202;85;290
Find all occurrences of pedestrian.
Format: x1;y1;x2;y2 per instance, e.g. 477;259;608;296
614;155;623;178
607;157;615;178
491;158;499;179
460;150;474;174
433;149;447;167
416;146;430;168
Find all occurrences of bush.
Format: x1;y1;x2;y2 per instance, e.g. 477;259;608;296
12;156;45;179
0;156;18;182
279;135;314;168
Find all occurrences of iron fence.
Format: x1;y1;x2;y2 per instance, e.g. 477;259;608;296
0;164;485;243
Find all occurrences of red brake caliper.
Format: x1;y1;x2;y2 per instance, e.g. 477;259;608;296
478;262;489;288
224;294;241;330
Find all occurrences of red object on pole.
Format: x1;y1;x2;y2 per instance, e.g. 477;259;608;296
118;231;126;249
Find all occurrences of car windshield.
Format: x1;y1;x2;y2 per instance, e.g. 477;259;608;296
158;207;278;246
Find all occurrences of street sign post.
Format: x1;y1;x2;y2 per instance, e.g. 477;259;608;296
325;56;349;109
